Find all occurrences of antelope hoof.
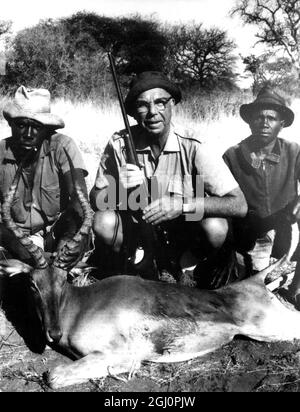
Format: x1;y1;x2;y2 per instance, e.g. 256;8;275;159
46;366;81;390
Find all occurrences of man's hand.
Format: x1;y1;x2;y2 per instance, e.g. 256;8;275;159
56;235;90;266
143;195;183;225
120;164;144;189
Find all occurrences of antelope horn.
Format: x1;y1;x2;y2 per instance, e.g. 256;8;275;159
53;149;93;269
2;150;48;269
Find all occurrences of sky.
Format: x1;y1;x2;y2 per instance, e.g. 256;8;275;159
0;0;262;85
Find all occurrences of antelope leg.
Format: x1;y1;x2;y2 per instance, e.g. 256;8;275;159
47;351;142;389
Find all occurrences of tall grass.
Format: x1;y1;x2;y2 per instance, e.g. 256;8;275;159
0;91;300;189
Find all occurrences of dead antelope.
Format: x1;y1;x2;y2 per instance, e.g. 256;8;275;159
1;161;300;390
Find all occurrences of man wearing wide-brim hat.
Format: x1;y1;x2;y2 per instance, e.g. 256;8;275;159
0;85;89;265
90;71;247;287
223;85;300;307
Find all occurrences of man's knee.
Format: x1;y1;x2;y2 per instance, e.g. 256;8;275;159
0;223;32;261
92;210;123;250
200;218;228;249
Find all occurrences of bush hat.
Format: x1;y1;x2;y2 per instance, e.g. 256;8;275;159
3;86;65;129
124;71;182;117
240;86;294;128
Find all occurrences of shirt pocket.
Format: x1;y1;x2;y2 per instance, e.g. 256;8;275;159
40;183;61;220
11;196;27;224
167;175;184;196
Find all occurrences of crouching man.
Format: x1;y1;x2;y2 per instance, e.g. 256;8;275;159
0;86;89;266
223;86;300;307
90;71;247;287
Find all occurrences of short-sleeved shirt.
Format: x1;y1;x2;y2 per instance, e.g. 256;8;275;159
0;133;87;234
223;136;300;219
94;124;238;206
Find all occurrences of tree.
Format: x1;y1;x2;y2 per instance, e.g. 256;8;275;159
4;18;109;98
231;0;300;79
5;20;73;94
0;21;11;77
164;23;237;90
3;13;239;98
63;12;167;76
116;15;167;75
0;20;11;37
243;52;297;93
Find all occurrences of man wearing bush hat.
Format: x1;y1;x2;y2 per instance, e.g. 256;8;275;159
90;71;247;287
0;85;88;264
223;85;300;306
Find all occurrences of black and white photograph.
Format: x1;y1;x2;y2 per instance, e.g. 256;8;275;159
0;0;300;394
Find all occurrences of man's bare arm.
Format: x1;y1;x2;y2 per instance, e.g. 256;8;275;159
187;187;248;218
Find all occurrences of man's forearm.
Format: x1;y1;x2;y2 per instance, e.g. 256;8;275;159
183;188;247;219
203;195;247;218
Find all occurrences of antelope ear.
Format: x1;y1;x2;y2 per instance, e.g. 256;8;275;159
0;259;33;277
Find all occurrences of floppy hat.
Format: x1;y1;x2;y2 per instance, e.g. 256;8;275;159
240;86;294;127
124;71;182;117
3;86;65;129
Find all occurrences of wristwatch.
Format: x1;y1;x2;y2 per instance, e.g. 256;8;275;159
182;202;192;214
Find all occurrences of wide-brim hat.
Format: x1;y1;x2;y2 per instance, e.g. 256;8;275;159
124;71;182;117
3;86;65;129
240;86;294;127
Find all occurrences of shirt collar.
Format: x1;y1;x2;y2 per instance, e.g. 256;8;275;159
40;138;51;157
240;136;281;167
135;124;180;153
163;126;180;152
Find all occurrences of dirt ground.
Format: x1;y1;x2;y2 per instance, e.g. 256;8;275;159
1;269;300;393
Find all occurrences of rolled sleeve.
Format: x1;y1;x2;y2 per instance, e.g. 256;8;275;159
56;135;88;177
195;144;238;197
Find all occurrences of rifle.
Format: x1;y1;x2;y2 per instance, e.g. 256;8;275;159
107;53;139;167
107;52;181;281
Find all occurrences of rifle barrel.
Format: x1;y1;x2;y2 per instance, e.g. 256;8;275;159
108;52;140;166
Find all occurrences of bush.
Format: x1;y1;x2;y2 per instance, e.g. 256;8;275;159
3;13;240;100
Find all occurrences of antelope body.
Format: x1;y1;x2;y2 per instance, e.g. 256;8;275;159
1;157;300;389
3;255;300;389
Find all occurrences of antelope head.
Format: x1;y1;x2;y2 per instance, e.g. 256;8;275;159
0;149;93;344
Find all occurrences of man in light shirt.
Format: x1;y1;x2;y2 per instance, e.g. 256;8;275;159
90;71;247;286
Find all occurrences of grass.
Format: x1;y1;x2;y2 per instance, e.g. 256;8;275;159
0;92;300;189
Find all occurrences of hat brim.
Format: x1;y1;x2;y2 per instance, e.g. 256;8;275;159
240;102;294;128
3;102;65;129
125;79;182;117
